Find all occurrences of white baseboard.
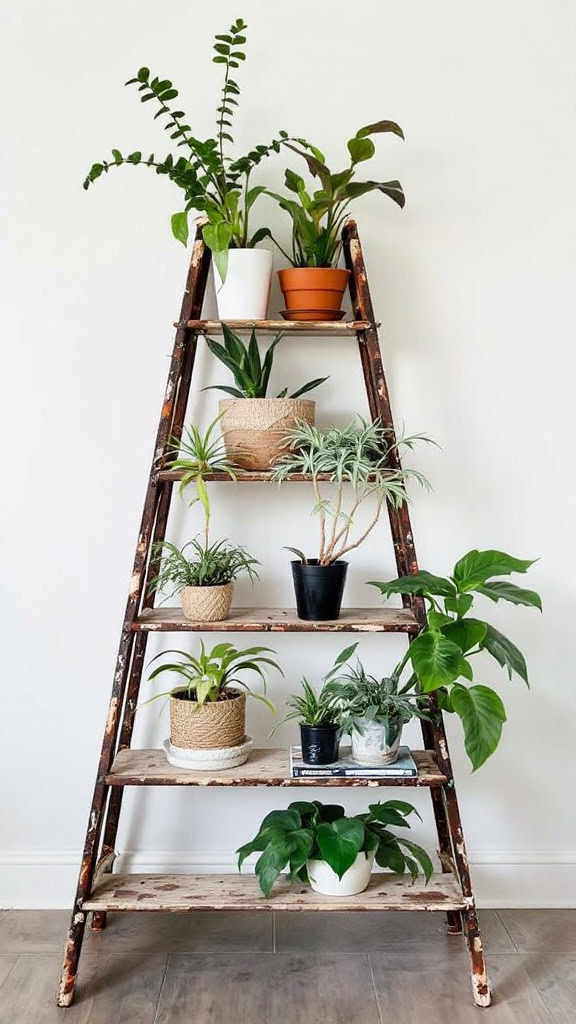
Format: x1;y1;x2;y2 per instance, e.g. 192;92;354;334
1;850;574;910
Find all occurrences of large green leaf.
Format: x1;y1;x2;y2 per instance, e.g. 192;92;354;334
347;136;375;164
258;809;301;833
476;581;542;610
450;684;507;771
254;837;294;897
368;572;457;599
482;623;529;686
171;211;189;246
344;179;405;207
374;840;406;873
398;838;434;881
408;631;463;691
453;549;536;590
316;818;365;879
441;618;487;653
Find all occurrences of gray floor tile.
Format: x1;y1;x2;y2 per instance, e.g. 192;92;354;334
523;953;576;1024
275;908;513;952
83;910;273;953
370;952;554;1022
0;952;167;1023
0;955;18;989
156;952;380;1024
0;910;69;953
498;910;576;952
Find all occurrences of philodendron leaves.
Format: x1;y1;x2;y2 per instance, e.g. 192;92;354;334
368;548;541;770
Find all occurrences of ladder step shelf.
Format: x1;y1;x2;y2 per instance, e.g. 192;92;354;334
131;606;418;633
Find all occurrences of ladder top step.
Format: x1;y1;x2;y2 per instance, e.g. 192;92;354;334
83;872;466;913
106;748;446;788
132;606;419;634
157;469;388;483
177;319;376;335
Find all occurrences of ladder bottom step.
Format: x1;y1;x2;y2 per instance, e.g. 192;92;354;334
83;873;466;913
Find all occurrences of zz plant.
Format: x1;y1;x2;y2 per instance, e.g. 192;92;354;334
83;18;317;279
203;325;328;399
237;799;433;896
370;549;542;770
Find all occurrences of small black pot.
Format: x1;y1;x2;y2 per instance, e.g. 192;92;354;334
291;559;348;621
300;723;340;765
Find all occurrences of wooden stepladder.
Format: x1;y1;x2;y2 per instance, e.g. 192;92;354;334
58;221;491;1009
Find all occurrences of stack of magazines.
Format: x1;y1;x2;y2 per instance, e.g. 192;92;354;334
289;745;418;778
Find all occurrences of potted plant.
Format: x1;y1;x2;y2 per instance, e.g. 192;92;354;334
237;799;432;897
149;538;259;622
203;325;328;470
146;641;281;770
271;644;358;764
325;657;430;766
264;123;404;320
369;548;542;770
82;18;316;318
273;418;432;620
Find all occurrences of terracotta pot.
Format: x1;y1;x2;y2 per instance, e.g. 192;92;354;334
169;689;246;749
180;583;234;622
219;397;315;471
278;268;350;320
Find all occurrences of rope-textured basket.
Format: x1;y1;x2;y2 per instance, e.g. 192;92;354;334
219;398;315;471
170;689;246;749
181;583;234;622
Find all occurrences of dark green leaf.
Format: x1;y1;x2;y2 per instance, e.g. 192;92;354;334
254;838;293;897
409;631;463;691
441;618;487;653
368;572;457;599
476;581;542;610
451;684;507;771
316;818;365;879
482;623;529;686
356;120;405;140
444;594;473;617
289;376;329;398
453;549;536;589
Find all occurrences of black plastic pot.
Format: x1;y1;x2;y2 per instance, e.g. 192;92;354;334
300;723;340;765
291;559;348;621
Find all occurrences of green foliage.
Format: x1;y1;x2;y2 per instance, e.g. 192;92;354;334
271;643;359;730
149;538;259;593
325;659;430;746
82;19;317;277
265;121;405;268
368;549;542;770
273;418;433;564
146;640;282;711
203;325;328;399
237;799;433;896
163;415;237;543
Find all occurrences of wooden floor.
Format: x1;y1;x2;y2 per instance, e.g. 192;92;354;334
0;909;575;1022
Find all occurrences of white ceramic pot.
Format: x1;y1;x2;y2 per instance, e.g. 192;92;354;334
307;850;375;896
213;248;273;319
351;719;403;766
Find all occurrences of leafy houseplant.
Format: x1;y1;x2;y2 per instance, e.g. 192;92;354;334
325;659;430;766
237;799;433;897
369;549;542;770
82;18;314;317
272;643;359;765
164;415;237;541
204;325;328;470
267;122;404;320
273;418;432;620
147;642;281;765
149;538;259;623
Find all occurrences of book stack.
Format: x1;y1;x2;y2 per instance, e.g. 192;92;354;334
289;745;418;778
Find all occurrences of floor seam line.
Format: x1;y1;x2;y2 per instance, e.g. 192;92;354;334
151;953;170;1024
494;909;521;952
368;953;384;1024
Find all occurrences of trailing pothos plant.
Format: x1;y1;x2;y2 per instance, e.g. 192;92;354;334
82;18;318;280
237;799;433;896
265;123;405;268
369;549;542;771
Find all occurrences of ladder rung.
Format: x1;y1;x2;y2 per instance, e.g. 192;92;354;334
177;319;375;334
131;607;419;634
106;748;446;788
83;872;467;913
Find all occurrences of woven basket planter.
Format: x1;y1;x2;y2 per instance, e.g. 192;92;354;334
169;689;246;749
219;398;315;471
180;583;233;622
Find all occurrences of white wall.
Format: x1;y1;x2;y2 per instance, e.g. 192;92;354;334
1;0;575;909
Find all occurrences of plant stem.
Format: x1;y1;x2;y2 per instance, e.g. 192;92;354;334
313;478;326;562
332;495;384;562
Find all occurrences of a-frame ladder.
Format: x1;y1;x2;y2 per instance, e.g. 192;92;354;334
58;221;491;1009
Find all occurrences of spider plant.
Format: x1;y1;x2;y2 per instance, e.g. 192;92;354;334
273;417;434;565
146;641;282;711
82;17;318;280
203;325;328;399
271;643;359;731
163;414;237;546
149;539;259;595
